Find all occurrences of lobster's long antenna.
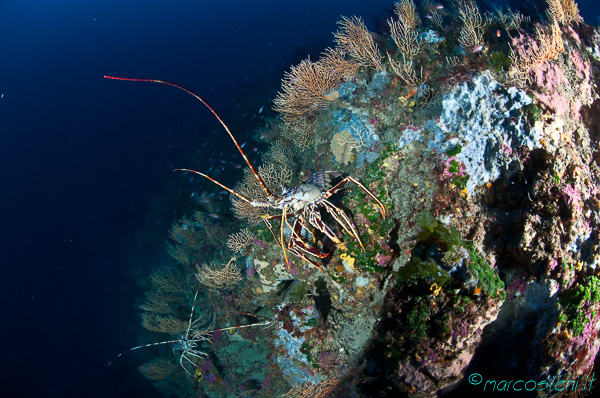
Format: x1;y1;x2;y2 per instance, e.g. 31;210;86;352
108;339;182;366
174;168;252;204
103;75;273;197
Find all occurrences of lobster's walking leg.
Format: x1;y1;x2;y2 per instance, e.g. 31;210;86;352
305;204;341;244
288;219;329;257
322;176;386;217
321;198;366;250
280;205;290;266
262;215;325;271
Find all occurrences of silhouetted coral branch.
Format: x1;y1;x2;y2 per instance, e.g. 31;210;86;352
196;258;242;289
334;16;383;71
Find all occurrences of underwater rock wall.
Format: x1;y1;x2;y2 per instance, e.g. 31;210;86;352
118;1;600;397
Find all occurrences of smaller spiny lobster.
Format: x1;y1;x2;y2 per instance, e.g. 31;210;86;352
108;286;273;375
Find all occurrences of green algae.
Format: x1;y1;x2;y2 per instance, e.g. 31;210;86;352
288;281;310;302
559;275;600;336
399;211;504;299
406;299;432;338
489;51;511;73
398;256;451;286
341;144;395;273
465;242;505;300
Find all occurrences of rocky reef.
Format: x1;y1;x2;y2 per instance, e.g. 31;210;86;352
120;1;600;397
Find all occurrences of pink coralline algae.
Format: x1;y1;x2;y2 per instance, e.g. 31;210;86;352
318;351;337;368
506;274;528;298
357;213;372;227
403;124;420;131
571;100;583;120
563;185;581;204
510;33;539;63
534;93;570;115
443;156;466;177
529;61;572;115
288;264;299;276
201;357;213;373
565;25;582;47
570;312;600;373
375;253;389;266
500;142;513;157
563;184;582;212
212;329;223;344
571;51;591;80
205;373;217;384
530;61;567;92
254;238;268;248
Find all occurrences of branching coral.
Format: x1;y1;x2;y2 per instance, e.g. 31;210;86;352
196;258;243;289
261;139;298;170
231;164;292;224
140;265;189;314
112;1;600;395
138;358;178;380
334;16;383;71
166;215;203;265
226;228;255;254
387;54;427;89
319;47;361;83
455;0;486;52
280;117;317;151
139;265;193;335
421;0;445;29
273;58;341;123
388;18;421;61
508;18;564;85
394;0;421;30
388;0;421;61
141;313;190;334
274;18;366;149
546;0;583;25
494;6;530;39
283;377;343;398
331;129;365;165
166;212;228;265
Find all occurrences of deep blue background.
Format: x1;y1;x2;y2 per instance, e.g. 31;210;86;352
0;0;597;397
0;1;394;396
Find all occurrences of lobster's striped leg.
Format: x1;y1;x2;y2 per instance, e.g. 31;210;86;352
321;198;366;251
323;176;386;217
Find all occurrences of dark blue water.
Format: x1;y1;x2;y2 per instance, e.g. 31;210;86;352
0;1;394;396
0;1;598;397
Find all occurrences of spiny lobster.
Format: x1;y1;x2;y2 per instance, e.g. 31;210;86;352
104;75;386;271
108;286;272;375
